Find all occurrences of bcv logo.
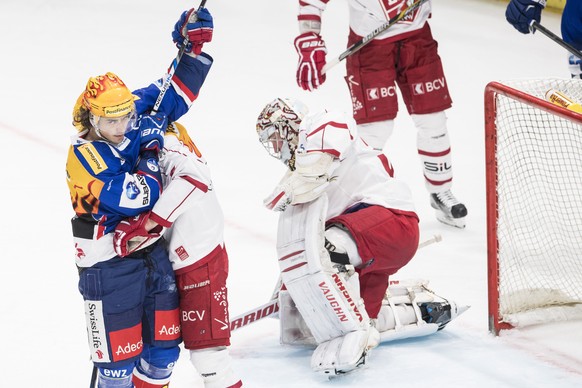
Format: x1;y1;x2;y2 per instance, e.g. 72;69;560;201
412;78;446;95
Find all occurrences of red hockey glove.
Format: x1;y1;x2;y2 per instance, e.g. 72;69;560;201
294;32;327;92
114;212;162;257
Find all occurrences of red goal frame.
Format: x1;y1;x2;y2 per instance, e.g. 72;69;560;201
484;81;582;335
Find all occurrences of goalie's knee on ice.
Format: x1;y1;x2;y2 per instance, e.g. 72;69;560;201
190;346;242;388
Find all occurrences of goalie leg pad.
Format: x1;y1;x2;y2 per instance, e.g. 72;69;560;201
311;328;377;375
277;194;370;344
279;289;316;346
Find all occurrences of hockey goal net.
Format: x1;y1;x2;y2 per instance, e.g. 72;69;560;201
485;78;582;335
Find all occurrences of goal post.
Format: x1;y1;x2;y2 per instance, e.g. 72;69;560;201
485;79;582;335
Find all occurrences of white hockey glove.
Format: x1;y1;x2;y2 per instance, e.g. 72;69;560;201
263;172;330;211
263;153;336;212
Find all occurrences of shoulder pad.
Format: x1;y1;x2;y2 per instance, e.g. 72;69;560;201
76;143;109;175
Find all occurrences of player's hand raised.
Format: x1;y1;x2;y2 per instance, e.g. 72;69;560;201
172;8;214;55
294;32;327;91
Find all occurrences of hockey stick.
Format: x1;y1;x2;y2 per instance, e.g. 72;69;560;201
152;0;208;114
321;0;428;74
89;363;97;388
230;233;443;332
530;21;582;59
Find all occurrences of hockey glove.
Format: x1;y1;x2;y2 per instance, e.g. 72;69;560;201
172;8;214;55
263;171;330;211
294;32;327;92
135;149;163;190
114;212;163;257
569;54;582;79
505;0;546;34
139;115;167;152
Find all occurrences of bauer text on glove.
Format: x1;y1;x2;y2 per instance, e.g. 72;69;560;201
294;32;327;92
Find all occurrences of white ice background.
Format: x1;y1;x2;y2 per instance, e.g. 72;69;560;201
1;0;581;387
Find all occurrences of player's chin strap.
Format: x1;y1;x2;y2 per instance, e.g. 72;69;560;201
276;194;375;375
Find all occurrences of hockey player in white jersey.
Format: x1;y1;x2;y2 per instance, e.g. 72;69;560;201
256;98;467;375
293;0;468;228
110;8;243;388
114;122;243;388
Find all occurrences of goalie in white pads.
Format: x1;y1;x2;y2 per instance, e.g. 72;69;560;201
256;98;467;375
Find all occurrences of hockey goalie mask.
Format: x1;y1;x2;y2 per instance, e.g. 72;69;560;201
256;98;309;168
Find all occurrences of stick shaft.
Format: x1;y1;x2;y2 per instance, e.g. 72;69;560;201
152;0;208;113
321;0;428;74
532;21;582;58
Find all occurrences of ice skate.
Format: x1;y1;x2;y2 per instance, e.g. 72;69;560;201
420;300;470;330
374;280;470;342
430;190;467;228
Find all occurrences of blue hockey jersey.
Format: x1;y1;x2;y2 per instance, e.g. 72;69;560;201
66;53;213;267
562;1;582;50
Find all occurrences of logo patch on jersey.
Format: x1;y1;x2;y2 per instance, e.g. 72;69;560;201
146;158;159;172
367;88;380;100
125;181;140;200
110;324;143;362
412;78;446;95
85;300;111;363
379;0;420;23
155;309;181;341
78;144;108;174
120;175;151;208
175;246;190;261
412;82;425;95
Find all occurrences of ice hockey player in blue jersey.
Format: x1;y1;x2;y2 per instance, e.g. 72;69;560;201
66;7;214;388
506;0;582;78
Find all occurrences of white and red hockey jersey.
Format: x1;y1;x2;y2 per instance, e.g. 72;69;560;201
149;128;225;272
297;109;416;218
298;0;431;42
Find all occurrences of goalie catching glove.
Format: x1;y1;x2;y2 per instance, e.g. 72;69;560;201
114;211;163;257
264;152;336;211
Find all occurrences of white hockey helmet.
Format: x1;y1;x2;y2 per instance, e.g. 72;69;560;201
256;98;309;167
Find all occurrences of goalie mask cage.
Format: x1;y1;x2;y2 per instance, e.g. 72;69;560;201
485;79;582;335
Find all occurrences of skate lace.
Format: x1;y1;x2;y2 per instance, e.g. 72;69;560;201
436;190;460;207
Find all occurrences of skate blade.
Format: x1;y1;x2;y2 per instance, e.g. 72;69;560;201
451;303;471;320
435;210;466;229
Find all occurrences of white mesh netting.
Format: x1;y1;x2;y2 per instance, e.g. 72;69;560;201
493;78;582;326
